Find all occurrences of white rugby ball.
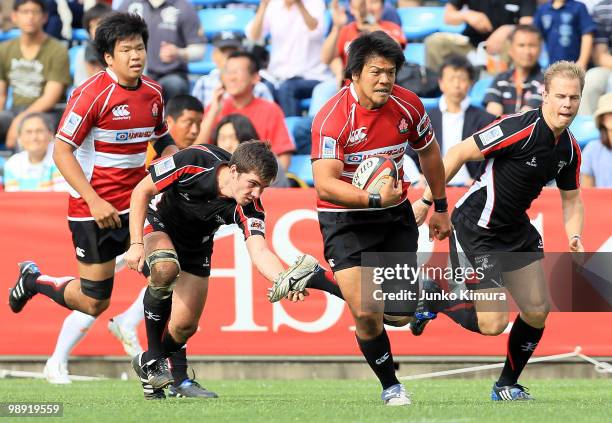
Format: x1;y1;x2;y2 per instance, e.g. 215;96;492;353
352;156;398;194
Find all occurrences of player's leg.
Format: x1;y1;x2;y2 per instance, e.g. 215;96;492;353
163;272;218;398
108;286;145;357
305;267;344;299
491;259;549;401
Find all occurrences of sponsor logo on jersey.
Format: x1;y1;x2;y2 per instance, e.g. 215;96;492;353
398;117;409;134
526;156;537;167
248;218;265;233
76;247;86;258
145;310;161;321
346;127;368;146
322;136;337;158
115;130;154;141
61;112;82;136
153;156;176;175
344;143;407;163
115;131;128;141
416;113;431;137
112;104;130;120
152;102;159;117
557;160;567;174
479;125;504;146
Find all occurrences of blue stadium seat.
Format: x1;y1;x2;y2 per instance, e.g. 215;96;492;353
187;43;215;75
288;154;313;186
398;7;464;40
421;97;440;109
539;48;549;69
469;76;493;108
569;115;599;149
72;28;89;42
0;29;20;41
299;98;311;114
198;8;255;39
309;79;338;116
191;0;229;7
68;45;84;78
404;43;425;66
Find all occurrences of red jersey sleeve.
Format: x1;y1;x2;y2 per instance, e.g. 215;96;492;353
392;86;435;151
310;88;349;162
56;81;108;147
234;199;266;239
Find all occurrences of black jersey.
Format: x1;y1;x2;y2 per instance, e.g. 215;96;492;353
148;144;266;242
455;108;581;229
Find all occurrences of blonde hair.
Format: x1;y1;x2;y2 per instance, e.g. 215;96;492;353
544;61;585;92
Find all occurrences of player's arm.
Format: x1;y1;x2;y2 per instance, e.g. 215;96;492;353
53;140;122;229
151;132;179;157
560;189;584;253
312;158;401;208
245;234;286;282
125;175;160;272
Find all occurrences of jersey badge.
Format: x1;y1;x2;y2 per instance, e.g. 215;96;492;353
152;102;159;118
479;125;504;146
416;114;432;137
322;136;337;158
153;156;176;175
398;118;409;134
112;104;130;120
61;112;82;136
248;218;265;233
347;127;368;146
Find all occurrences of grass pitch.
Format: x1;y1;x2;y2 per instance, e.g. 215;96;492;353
1;378;610;422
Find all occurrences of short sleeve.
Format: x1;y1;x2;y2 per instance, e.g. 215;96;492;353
577;3;596;35
149;147;211;192
56;87;102;147
556;138;581;190
234;199;266;239
473;115;533;158
47;43;72;87
311;102;345;162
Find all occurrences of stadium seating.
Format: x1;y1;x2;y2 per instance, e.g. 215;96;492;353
569;115;599;148
404;43;425;66
187;43;216;75
68;45;84;78
72;28;89;42
288;154;313;186
198;8;255;39
398;7;465;40
191;0;229;7
469;76;492;108
421;97;440;109
0;29;20;41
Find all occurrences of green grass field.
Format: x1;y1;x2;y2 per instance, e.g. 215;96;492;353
1;379;611;422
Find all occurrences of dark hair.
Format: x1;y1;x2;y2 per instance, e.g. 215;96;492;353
510;24;541;43
94;12;149;66
17;112;53;134
213;114;259;145
344;31;405;80
13;0;46;13
226;51;259;75
83;2;111;33
599;127;611;149
229;140;278;184
166;95;204;119
439;54;475;81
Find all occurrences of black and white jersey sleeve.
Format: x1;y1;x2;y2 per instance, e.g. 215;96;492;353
234;199;266;240
473;111;538;159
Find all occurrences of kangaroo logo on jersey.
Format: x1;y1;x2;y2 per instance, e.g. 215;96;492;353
397;118;409;134
112;104;130;120
346;127;368;146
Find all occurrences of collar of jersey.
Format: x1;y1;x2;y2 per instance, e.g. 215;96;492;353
106;68;142;91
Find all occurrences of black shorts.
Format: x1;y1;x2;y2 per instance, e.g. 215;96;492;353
450;210;544;290
145;208;213;277
68;214;130;264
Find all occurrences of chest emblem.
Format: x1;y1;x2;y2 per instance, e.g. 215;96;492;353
526;156;538;168
398;118;409;134
347;127;368;146
112;104;130;120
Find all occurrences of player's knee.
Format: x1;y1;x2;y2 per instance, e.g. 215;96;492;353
478;316;508;336
150;261;180;287
354;311;382;336
80;277;114;311
521;309;549;327
83;299;110;317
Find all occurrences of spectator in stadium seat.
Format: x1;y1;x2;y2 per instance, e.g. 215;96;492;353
120;0;205;102
247;0;331;117
578;0;612;116
483;25;544;116
0;0;71;150
3;112;67;191
73;2;111;86
533;0;595;70
408;54;496;187
191;31;273;109
581;92;612;188
213;113;290;187
424;0;536;72
196;51;294;170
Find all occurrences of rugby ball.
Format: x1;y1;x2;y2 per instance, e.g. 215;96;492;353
352;156;398;194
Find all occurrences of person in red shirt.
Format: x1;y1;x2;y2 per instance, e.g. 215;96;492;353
321;0;406;81
311;31;450;406
196;51;294;170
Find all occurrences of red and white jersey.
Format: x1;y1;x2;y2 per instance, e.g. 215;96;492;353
311;83;434;210
56;69;168;220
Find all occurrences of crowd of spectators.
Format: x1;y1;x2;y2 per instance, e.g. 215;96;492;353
0;0;610;190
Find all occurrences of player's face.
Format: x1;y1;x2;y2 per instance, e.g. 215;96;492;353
18;116;51;159
231;168;269;206
12;2;47;35
222;57;258;98
509;30;541;71
168;110;203;150
216;122;240;154
105;35;146;86
353;55;396;109
439;66;471;105
542;76;582;131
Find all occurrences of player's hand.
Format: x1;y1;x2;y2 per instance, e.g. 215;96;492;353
465;10;493;33
569;237;584;253
159;41;179;63
428;211;452;241
412;199;430;226
88;196;122;229
378;177;402;208
126;243;145;273
286;289;310;302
